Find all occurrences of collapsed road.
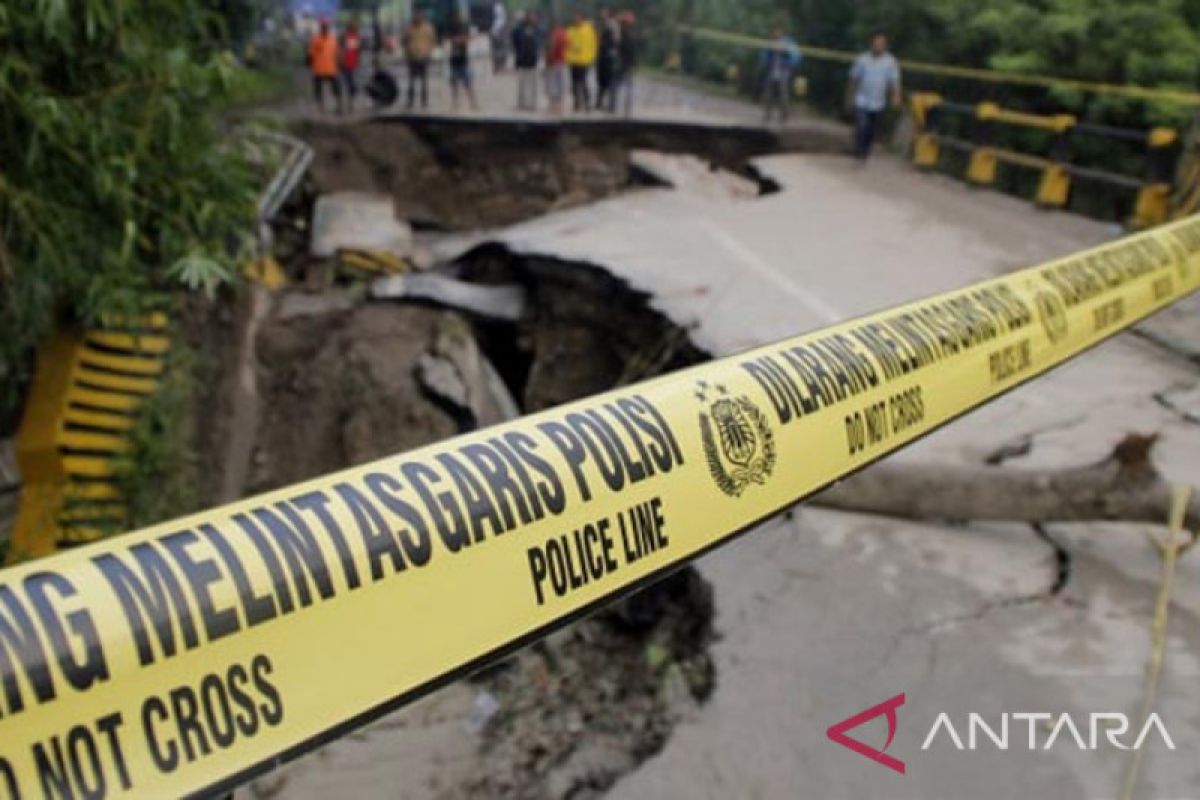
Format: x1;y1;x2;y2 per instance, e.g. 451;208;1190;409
76;105;1195;799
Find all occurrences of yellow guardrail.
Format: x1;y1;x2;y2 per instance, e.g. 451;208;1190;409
1;217;1199;796
678;25;1200;106
8;316;170;562
908;93;1180;227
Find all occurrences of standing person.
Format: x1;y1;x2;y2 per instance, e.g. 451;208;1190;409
490;1;509;73
761;26;800;125
544;18;568;115
594;6;620;113
403;9;436;110
615;11;638;116
565;12;597;112
846;32;902;160
512;11;541;111
340;19;363;111
447;12;480;112
308;19;343;114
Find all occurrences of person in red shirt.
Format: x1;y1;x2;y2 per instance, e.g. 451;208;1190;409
340;20;363;111
544;19;568;115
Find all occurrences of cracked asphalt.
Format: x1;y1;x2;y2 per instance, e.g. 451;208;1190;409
258;66;1200;797
448;152;1200;798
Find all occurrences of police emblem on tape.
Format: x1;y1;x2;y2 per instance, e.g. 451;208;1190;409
1034;288;1068;345
696;380;776;497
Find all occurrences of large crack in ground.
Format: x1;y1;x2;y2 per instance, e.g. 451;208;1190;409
293;117;785;232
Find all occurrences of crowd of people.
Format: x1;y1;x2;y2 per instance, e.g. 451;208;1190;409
304;11;901;161
448;5;642;116
305;6;640;118
306;18;363;115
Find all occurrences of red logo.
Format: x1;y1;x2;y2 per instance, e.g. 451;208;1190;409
826;693;906;774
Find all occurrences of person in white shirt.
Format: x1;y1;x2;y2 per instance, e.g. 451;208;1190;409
490;2;510;73
846;32;902;160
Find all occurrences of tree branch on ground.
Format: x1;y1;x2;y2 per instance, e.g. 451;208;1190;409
814;434;1200;535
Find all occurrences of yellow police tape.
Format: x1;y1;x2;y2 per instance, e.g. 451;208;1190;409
679;25;1200;106
3;217;1200;798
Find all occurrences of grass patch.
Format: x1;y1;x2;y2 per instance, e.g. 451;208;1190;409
113;341;201;530
227;63;300;110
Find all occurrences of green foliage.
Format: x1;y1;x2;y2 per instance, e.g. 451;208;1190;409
226;63;298;108
168;253;234;300
649;0;1200;128
0;0;257;421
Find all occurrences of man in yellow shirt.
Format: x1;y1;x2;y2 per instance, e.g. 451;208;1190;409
565;12;598;112
308;19;343;114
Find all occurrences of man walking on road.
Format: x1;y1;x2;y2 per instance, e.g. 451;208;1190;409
403;10;436;110
512;11;541;111
846;32;902;160
566;12;597;112
761;26;800;125
309;19;343;114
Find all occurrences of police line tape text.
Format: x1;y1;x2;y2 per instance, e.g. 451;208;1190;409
527;497;668;605
845;386;926;457
0;395;683;721
0;655;281;798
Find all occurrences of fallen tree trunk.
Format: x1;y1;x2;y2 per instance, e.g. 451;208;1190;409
813;435;1200;532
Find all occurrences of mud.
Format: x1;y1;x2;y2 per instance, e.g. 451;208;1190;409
465;567;714;799
249;303;460;493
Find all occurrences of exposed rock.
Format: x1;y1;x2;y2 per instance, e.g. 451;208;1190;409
416;314;520;429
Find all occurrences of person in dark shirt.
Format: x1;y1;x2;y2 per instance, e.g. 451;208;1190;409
511;11;541;111
761;26;801;125
615;11;638;116
595;6;620;113
447;12;479;112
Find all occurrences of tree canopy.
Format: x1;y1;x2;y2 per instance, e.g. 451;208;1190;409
0;0;256;420
651;0;1200;126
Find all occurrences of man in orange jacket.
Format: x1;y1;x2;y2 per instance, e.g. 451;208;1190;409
309;19;343;114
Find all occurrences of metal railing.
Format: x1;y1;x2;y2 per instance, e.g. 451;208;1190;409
910;93;1180;228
